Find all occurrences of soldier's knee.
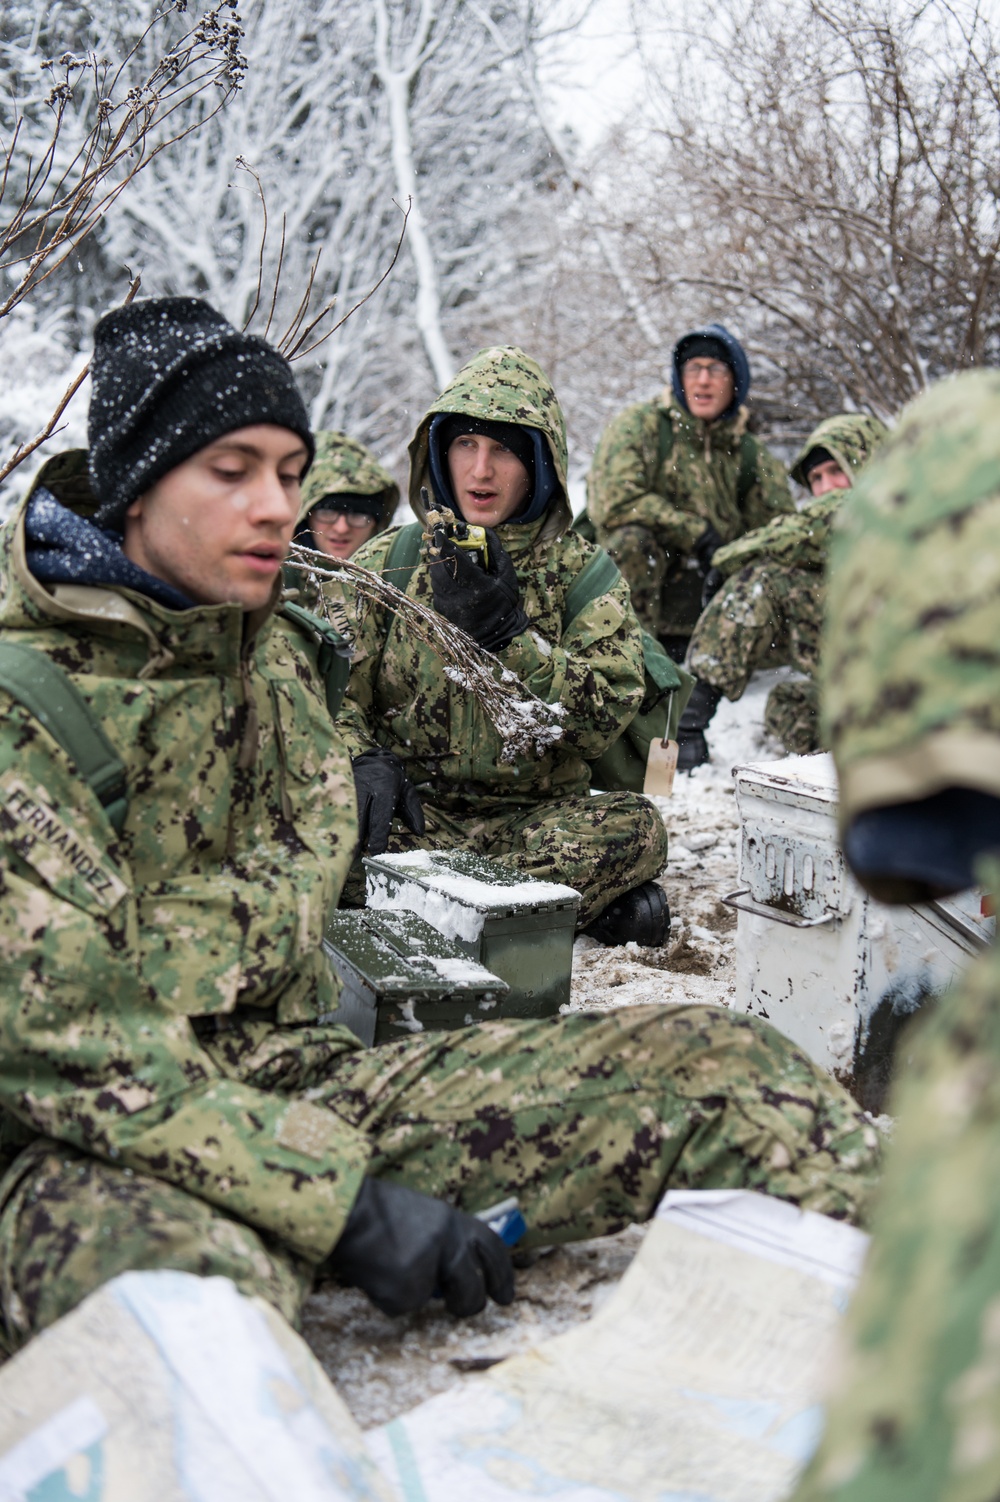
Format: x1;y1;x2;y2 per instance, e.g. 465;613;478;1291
0;1145;308;1349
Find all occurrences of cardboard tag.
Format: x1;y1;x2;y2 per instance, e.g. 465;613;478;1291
644;738;679;797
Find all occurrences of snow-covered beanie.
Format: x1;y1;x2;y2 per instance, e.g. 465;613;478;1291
427;413;558;525
88;296;315;530
671;322;750;421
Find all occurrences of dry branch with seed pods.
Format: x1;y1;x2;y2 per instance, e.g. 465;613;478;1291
285;541;564;763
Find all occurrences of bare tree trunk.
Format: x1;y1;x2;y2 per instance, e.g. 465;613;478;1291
373;0;455;389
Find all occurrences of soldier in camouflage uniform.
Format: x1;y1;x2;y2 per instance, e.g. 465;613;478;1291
296;429;398;561
0;298;880;1354
338;345;673;946
585;322;791;652
683;413;888;761
789;371;1000;1502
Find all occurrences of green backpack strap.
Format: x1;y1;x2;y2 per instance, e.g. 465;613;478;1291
279;601;353;723
0;641;128;833
736;431;757;510
378;522;425;634
656;405;674;474
562;547;622;628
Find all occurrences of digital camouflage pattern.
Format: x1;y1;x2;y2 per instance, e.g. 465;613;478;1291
335;347;668;923
1;1003;882;1350
822;373;1000;821
299;429;399;532
790;373;1000;1502
712;414;888;581
687;414;888;754
408;345;571;542
0;451;369;1271
788;411;890;492
687;561;826;752
585;390;792;636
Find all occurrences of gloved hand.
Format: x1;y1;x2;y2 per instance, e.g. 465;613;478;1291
328;1177;516;1318
693;523;723;575
351;748;425;857
701;565;724;609
429;525;529;652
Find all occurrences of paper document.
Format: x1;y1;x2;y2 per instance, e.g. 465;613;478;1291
369;1189;868;1502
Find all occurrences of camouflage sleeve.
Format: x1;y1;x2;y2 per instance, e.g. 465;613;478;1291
713;495;840;578
499;573;645;758
587;403;705;552
325;532;397;760
739;440;795;533
0;702;369;1263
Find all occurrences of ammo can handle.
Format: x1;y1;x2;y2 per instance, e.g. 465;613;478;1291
721;888;836;929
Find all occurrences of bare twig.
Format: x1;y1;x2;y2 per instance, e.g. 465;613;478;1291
286;541;564;762
0;273;142;487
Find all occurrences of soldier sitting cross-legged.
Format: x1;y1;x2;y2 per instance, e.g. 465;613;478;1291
0;297;879;1352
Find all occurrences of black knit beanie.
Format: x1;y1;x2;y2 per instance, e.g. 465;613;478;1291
434;414;536;481
88;296;315;530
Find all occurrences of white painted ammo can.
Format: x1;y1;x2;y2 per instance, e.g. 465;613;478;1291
726;753;994;1110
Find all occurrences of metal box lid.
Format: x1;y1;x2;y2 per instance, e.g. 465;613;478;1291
364;850;580;944
733;752;838;817
323;909;509;1003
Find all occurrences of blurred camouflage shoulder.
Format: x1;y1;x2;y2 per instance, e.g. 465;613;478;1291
821;370;1000;829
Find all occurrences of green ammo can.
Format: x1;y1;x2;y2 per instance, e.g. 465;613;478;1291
322;907;510;1047
363;850;580;1020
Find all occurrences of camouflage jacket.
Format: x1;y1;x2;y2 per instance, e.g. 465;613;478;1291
585;390;791;554
336;346;645;810
0;453;368;1265
713;412;889;578
822;372;1000;829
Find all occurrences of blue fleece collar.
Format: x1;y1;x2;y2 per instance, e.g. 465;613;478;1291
671;322;750;421
24;488;195;612
427;414;559;525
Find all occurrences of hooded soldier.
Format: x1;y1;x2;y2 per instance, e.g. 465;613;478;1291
333;345;672;947
585;322;792;656
681;411;888;767
788;370;1000;1502
296;430;398;562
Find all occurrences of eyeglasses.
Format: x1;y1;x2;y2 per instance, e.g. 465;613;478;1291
683;360;731;381
311;509;377;531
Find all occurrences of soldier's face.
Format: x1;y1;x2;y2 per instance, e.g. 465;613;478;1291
806;459;852;497
309;506;377;560
681;358;735;422
447;434;531;528
123;425;308;610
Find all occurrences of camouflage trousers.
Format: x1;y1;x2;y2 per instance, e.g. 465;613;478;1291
687;561;825;754
0;1005;880;1351
342;789;669;925
598;524;705;637
790;941;1000;1502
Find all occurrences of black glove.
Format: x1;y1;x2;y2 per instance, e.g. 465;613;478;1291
429;525;529;653
351;748;425;857
701;565;724;609
328;1177;516;1318
693;524;723;575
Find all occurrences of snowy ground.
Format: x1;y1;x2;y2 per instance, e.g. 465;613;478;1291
301;671;792;1428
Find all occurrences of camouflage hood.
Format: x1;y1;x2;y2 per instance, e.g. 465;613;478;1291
790;413;889;489
822;370;1000;829
408;347;572;544
297;430;398;533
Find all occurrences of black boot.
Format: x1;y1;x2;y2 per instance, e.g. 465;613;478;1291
676;679;723;772
583;881;670;948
